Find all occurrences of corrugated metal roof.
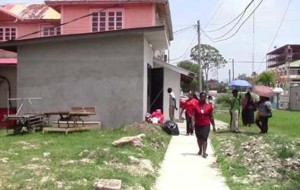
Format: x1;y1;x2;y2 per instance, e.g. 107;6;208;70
0;4;60;20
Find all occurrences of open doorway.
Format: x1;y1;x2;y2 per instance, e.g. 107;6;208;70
149;68;164;113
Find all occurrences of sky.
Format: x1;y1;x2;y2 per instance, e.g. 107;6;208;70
2;0;300;82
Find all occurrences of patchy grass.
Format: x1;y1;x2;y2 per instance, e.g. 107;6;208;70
0;122;171;190
212;109;300;190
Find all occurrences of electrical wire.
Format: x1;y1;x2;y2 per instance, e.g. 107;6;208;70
257;0;292;71
205;0;254;33
169;32;197;62
212;0;264;43
200;27;217;43
211;10;247;40
16;0;132;40
204;0;225;29
173;25;195;35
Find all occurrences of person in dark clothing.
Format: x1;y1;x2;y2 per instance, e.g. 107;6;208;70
192;92;216;158
256;96;272;133
241;92;256;127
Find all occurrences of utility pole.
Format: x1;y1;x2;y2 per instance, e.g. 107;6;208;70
197;20;202;92
252;0;255;74
229;69;231;83
286;45;292;84
232;58;235;81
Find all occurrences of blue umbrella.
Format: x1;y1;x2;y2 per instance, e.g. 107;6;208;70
229;80;252;88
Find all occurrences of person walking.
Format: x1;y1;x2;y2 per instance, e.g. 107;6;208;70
256;96;272;134
193;92;216;158
241;92;256;127
230;89;240;133
179;91;198;135
167;87;178;121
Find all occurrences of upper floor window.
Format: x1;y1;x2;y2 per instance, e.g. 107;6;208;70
92;10;123;32
0;27;16;41
41;25;61;37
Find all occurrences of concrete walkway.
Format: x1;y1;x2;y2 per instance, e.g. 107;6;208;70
155;121;230;190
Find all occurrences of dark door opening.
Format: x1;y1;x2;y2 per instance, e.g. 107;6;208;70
150;68;164;113
147;64;152;111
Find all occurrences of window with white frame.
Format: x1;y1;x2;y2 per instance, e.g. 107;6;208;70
92;9;123;32
0;27;16;41
41;25;61;37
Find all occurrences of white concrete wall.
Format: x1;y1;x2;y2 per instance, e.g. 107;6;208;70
143;37;154;118
163;67;180;121
17;34;146;127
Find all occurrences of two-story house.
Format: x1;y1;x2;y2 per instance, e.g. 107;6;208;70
0;4;60;127
0;0;193;128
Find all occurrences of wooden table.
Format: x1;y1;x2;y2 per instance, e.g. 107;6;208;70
44;111;95;128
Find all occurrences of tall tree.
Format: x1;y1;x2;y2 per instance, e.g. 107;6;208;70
190;44;227;90
256;71;276;87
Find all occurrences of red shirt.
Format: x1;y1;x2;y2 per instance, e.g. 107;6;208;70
182;98;198;117
194;102;213;126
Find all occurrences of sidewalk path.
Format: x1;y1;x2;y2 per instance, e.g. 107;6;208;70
155;121;230;190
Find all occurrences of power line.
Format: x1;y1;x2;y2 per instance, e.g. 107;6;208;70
232;60;265;63
200;0;259;43
204;0;225;29
205;0;254;33
16;0;132;40
257;0;292;71
173;25;195;35
169;32;197;62
212;0;264;43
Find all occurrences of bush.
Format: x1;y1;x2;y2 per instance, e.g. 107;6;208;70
216;94;231;105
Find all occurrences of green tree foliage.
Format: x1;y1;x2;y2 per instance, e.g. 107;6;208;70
177;60;199;92
256;70;276;87
190;44;227;89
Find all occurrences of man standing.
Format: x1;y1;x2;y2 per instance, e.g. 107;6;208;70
167;88;177;121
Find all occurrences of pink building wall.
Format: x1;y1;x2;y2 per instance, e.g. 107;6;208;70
60;3;156;34
124;4;155;28
61;6;91;34
0;2;164;57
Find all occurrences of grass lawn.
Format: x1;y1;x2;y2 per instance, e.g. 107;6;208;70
0;123;171;190
212;109;300;190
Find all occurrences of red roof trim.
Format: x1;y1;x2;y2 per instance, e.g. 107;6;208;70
0;58;17;65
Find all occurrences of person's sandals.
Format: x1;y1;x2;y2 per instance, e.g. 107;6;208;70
198;150;202;155
202;153;208;158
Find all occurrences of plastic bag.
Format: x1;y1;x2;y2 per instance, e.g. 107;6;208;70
162;120;180;135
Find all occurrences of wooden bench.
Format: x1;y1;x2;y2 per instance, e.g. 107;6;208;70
57;107;96;128
43;121;101;135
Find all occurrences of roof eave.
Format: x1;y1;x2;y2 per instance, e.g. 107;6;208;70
0;7;23;21
0;26;167;53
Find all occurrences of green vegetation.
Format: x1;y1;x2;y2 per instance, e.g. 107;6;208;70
0;123;171;189
212;109;300;190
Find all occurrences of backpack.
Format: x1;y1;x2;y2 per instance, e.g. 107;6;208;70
162;120;180;135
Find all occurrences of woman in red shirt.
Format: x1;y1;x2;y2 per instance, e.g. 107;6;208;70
193;92;216;158
179;91;198;135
